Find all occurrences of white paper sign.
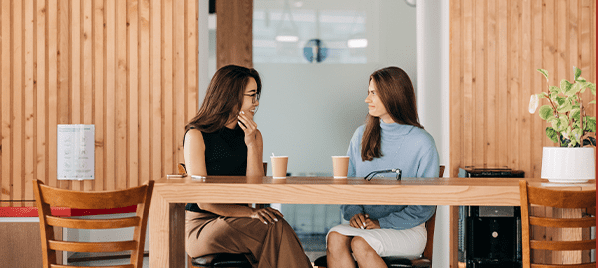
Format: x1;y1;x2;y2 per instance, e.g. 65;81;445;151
57;124;95;180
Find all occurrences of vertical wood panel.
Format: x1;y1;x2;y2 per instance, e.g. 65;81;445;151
139;0;150;185
115;0;127;190
531;0;543;179
1;0;198;203
496;0;508;169
83;0;93;191
473;0;485;168
105;0;116;191
462;0;473;168
150;0;161;181
36;0;47;191
13;0;24;203
1;0;11;202
520;0;531;181
449;0;462;176
24;0;35;203
162;0;173;178
174;0;185;173
486;0;497;168
93;0;104;191
48;0;58;188
508;0;521;170
71;0;82;192
128;0;139;188
57;0;69;190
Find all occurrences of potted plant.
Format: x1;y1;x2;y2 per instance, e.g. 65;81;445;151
529;66;596;183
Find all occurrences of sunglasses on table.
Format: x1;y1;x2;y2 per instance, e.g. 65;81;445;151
364;168;402;181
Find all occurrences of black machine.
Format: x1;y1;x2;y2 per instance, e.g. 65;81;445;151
458;167;524;268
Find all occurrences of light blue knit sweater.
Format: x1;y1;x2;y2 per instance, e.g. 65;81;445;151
341;121;440;230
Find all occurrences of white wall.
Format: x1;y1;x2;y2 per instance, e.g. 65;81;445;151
255;0;417;176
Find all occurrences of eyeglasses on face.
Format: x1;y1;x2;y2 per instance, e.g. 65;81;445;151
244;93;259;104
363;168;402;181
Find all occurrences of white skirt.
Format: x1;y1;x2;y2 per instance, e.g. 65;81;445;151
327;223;427;258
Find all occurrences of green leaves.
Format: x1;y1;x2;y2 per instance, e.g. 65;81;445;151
585;117;596;132
536;67;595;147
546;127;559;144
538;105;553;120
549;86;560;94
574;66;581;81
570;108;581;122
537;69;549;82
560;79;573;95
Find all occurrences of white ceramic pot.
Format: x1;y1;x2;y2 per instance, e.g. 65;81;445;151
541;147;596;183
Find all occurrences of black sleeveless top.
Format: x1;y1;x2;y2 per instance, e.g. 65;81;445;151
184;126;248;212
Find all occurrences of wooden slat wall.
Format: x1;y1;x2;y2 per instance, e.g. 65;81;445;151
450;0;596;178
0;0;198;206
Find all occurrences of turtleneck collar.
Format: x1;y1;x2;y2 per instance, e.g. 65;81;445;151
379;119;414;137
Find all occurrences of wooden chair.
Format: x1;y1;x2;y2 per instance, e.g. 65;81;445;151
519;180;596;268
314;165;445;268
185;162;267;268
33;179;154;268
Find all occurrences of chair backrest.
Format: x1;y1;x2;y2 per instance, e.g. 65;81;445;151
421;165;444;261
519;180;596;268
33;179;154;268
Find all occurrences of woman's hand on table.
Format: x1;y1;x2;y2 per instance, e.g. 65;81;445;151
251;207;283;225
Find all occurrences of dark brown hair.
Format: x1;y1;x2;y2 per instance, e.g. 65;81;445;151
186;65;261;133
361;66;423;161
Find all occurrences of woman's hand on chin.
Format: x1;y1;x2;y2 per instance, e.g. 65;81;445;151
237;111;258;147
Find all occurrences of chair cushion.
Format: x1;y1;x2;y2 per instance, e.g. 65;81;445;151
313;255;430;268
191;253;253;268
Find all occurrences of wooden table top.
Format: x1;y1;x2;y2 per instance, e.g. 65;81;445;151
152;176;596;206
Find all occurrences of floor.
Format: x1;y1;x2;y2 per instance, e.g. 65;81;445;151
68;234;327;267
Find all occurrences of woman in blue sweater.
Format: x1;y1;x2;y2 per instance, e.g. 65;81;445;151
326;66;440;268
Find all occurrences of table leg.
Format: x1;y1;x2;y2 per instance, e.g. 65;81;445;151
150;192;186;267
449;205;459;268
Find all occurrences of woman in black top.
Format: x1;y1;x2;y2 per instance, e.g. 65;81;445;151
184;65;312;268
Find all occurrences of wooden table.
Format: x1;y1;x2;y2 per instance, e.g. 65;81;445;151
148;176;595;268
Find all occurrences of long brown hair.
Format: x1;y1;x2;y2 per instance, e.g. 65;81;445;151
361;66;423;161
186;65;261;133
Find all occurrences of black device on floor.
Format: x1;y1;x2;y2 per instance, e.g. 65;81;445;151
458;167;524;268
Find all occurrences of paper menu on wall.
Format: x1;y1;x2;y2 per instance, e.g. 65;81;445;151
57;124;95;180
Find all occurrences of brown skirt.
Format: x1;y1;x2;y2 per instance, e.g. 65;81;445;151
185;210;312;268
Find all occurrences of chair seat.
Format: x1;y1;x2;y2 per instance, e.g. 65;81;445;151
313;255;430;268
191;253;253;268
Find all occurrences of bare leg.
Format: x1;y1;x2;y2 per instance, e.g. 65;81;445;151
351;236;386;268
326;231;356;268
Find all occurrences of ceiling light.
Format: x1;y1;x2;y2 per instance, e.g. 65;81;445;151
347;38;368;48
